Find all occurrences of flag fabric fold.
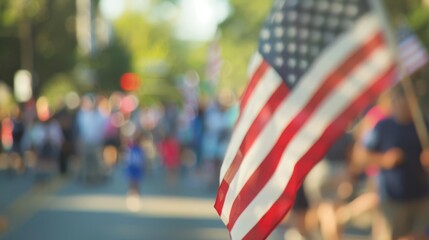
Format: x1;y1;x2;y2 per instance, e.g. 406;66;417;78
397;24;429;78
214;0;398;239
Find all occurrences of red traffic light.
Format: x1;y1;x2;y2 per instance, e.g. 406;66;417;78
120;73;140;91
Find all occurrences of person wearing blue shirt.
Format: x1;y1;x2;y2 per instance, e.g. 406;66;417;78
364;86;429;239
125;134;145;196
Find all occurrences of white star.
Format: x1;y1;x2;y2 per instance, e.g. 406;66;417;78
311;31;322;42
287;11;297;22
313;15;325;27
275;12;285;23
328;17;339;29
299;45;308;54
346;5;359;17
275;42;284;52
300;14;311;25
302;0;314;9
332;2;343;14
263;44;272;53
317;1;329;12
300;29;309;40
288;74;297;84
275;57;284;67
284;0;298;7
274;27;284;38
288;58;296;68
288;43;297;53
261;29;270;40
275;0;286;8
287;27;297;37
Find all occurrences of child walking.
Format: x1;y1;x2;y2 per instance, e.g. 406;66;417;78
125;133;145;195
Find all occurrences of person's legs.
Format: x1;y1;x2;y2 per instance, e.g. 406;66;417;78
336;192;379;224
318;201;341;240
129;180;140;195
87;144;103;181
372;209;391;240
381;200;413;239
291;186;312;237
78;143;89;181
86;146;96;180
303;159;329;203
410;197;429;240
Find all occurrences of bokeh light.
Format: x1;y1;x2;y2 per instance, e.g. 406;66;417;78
36;97;50;121
120;73;141;92
65;92;81;110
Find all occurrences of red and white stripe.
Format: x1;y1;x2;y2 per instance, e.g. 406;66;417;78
215;13;396;240
398;35;429;76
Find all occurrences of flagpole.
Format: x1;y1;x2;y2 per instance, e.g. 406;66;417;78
401;77;429;148
370;0;429;148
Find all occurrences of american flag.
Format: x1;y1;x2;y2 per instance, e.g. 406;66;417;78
214;0;396;239
397;25;429;77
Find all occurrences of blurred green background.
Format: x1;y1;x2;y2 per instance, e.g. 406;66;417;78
1;0;429;111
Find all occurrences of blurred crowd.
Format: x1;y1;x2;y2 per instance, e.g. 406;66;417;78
1;85;428;240
0;89;238;190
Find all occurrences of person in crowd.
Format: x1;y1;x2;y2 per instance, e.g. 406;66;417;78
10;107;26;173
190;102;206;169
55;106;76;176
124;133;145;195
338;96;392;239
158;132;181;186
1;116;15;174
280;185;314;239
363;86;429;239
294;131;354;240
159;101;179;137
43;116;63;168
22;115;63;182
202;90;238;189
75;94;108;183
103;109;121;168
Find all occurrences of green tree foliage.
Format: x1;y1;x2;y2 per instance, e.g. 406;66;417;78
0;0;77;96
113;11;183;104
0;35;20;87
0;0;28;86
2;0;429;106
383;0;429;109
218;0;429;92
115;12;171;75
217;0;271;92
384;0;429;42
41;73;78;109
91;38;131;92
33;1;77;93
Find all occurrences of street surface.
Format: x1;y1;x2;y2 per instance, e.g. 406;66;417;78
0;166;370;240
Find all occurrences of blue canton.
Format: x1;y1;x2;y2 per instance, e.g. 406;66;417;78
258;0;370;88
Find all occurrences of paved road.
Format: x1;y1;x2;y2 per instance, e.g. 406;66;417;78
0;165;371;240
0;166;235;240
